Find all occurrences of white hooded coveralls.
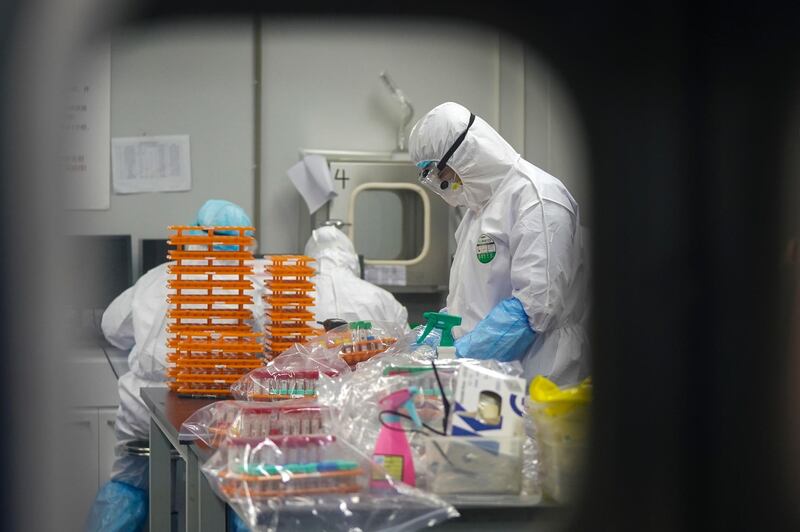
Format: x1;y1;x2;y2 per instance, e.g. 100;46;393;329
102;259;266;487
101;263;170;488
304;226;409;326
103;230;408;487
409;102;589;384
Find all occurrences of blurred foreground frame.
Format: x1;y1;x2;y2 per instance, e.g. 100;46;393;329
4;0;800;531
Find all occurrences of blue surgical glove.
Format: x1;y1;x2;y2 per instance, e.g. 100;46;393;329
454;297;537;362
228;506;250;532
85;480;147;532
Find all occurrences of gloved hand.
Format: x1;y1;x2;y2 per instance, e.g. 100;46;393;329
454;297;537;362
84;480;147;532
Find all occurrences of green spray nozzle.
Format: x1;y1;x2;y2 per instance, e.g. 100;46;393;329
416;311;462;347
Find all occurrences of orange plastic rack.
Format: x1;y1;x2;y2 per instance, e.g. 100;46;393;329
166;225;261;397
263;255;318;360
338;337;398;366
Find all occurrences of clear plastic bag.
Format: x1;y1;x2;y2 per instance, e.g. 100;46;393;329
232;320;414;403
201;434;459;531
179;399;334;448
527;376;591;504
318;353;542;504
423;436;523;496
305;320;417;367
230;345;350;401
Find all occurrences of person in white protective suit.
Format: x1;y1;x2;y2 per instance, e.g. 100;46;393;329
304;225;409;326
85;199;258;532
409;102;589;384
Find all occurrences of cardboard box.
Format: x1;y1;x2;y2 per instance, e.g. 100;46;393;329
448;363;527;438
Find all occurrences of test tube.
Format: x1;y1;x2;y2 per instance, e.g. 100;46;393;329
265;409;276;437
268;372;277;397
245;412;256;438
280;373;290;397
239;413;251;437
307;371;318;396
286;439;296;467
255;412;266;438
292;371;303;396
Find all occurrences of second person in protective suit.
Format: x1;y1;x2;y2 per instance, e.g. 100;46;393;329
409;102;589;385
304;225;408;326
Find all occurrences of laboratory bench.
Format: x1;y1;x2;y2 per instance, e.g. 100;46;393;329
142;388;565;532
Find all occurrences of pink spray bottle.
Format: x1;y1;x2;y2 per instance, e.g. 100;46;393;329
371;387;421;488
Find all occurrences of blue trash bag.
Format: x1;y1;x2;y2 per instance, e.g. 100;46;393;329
85;480;147;532
455;297;537;362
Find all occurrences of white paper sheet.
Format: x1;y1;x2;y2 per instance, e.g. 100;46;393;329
63;42;111;210
364;264;407;286
287;154;337;213
111;135;192;194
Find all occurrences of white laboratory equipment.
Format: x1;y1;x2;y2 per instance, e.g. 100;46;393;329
306;151;451;323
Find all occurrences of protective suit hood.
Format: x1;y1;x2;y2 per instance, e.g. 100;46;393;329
409;102;520;210
304;226;360;276
303;226;409;327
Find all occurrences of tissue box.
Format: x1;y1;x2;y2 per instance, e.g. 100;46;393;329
448;363;526;439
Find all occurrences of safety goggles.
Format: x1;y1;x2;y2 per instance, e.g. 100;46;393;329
416;112;475;192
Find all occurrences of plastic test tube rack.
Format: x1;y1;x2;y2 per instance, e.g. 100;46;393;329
208;404;331;446
263;255;317;359
217;435;365;500
166;225;262;397
237;368;337;401
331;321;398;366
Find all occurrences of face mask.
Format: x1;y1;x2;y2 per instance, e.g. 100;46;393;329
416;111;475;207
418;161;467;207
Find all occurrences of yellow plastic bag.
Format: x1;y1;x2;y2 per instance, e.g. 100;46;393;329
527;376;591;503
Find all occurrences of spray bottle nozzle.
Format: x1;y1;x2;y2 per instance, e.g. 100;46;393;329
416;312;462;347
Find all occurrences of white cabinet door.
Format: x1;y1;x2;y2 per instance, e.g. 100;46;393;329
64;409;100;531
98;408;118;486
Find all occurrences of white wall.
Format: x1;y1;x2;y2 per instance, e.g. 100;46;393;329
259;18;502;253
524;50;591;224
67;19;590;273
66;22;256;278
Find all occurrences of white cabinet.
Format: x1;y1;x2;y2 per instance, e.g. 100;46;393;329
66;348;124;531
64;409;100;531
64;407;120;531
99;407;119;485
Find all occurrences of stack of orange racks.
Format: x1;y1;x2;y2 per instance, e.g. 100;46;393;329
166;225;263;397
263;255;317;359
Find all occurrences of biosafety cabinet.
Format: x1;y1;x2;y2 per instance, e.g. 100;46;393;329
308;152;451;321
